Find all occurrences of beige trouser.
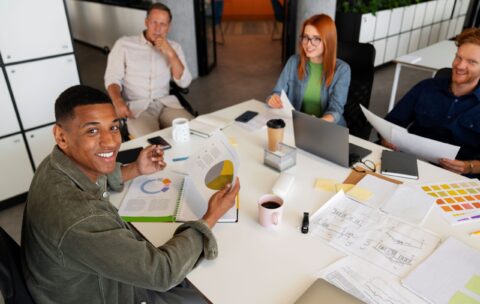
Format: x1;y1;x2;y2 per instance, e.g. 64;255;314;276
127;99;194;138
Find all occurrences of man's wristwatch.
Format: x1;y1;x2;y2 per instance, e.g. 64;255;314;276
467;161;474;174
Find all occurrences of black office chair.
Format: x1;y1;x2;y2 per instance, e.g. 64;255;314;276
434;67;452;79
271;0;284;41
337;41;376;140
0;227;35;304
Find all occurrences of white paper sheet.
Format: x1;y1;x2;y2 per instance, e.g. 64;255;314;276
310;192;440;276
402;237;480;304
280;89;295;114
360;105;460;163
391;127;460;164
353;175;398;208
319;256;428;304
381;184;434;226
360;105;397;142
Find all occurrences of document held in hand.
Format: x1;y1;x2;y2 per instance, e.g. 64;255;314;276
119;132;239;222
360;105;460;163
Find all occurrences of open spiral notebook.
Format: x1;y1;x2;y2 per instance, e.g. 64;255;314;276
118;171;238;223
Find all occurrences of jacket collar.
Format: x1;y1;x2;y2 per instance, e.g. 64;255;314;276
50;146;107;196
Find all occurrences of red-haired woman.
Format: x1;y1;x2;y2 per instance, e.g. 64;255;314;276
267;14;350;125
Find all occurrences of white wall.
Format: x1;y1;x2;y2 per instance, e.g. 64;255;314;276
66;0;198;78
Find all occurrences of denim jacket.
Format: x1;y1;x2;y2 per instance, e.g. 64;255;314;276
21;146;217;304
270;54;351;125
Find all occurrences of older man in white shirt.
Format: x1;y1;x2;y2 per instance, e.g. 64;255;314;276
105;3;193;138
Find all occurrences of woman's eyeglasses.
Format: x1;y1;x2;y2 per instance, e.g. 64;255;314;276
300;35;321;47
352;160;376;173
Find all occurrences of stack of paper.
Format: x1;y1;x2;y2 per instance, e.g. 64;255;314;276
190;114;232;138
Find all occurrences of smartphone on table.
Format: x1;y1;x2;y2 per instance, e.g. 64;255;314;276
147;136;172;150
235;110;258;123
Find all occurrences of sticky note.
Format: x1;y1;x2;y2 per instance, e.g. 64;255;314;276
448;291;480;304
314;178;337;192
228;137;238;147
335;184;355;193
346;186;373;202
466;275;480;296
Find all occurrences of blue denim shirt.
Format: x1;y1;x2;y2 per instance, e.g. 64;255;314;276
270;54;351;125
385;77;480;161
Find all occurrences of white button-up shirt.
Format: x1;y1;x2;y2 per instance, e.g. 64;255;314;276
104;33;192;102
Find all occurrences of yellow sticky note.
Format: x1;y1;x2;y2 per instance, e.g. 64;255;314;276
347;186;373;202
448;291;480;304
314;178;337;192
335;184;355;193
466;275;480;296
228;137;238;147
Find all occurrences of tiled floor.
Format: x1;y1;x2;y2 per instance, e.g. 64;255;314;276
0;21;433;244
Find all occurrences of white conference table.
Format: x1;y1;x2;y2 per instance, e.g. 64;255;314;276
388;40;457;112
111;100;480;304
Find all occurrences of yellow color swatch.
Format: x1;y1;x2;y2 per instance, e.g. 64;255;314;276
335;184;355;193
448;291;480;304
466;275;480;296
314;178;337;192
347;186;373;202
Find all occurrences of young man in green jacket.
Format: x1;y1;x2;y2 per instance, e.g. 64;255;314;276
21;85;240;304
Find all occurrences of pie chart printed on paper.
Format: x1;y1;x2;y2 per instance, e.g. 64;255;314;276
205;160;234;190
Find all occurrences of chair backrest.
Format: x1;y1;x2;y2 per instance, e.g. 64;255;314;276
0;227;35;304
434;67;452;79
337;41;376;139
271;0;284;23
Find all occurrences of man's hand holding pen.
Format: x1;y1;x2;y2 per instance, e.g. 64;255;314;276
135;145;167;176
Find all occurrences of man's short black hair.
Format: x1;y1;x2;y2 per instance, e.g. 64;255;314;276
147;3;172;22
55;85;112;123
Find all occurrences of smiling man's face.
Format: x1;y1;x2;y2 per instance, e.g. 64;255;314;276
452;42;480;87
54;103;121;182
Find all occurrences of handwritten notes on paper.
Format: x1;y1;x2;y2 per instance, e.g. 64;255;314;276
310;192;440;276
319;256;428;304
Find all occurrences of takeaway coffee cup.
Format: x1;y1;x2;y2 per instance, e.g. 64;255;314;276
267;119;285;152
258;194;284;229
172;118;190;143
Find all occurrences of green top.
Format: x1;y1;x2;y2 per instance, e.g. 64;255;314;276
301;61;323;117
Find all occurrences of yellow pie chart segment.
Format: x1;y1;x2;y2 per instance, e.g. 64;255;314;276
205;160;234;190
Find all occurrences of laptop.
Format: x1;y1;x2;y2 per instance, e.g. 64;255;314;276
292;110;371;167
295;278;363;304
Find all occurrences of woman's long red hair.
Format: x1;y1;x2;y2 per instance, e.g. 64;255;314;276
298;14;337;86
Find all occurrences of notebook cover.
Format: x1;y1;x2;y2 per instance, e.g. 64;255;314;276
381;150;419;180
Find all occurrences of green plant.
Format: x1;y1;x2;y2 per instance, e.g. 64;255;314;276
337;0;425;15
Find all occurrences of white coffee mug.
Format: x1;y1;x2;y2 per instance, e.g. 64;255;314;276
258;194;284;229
172;118;190;143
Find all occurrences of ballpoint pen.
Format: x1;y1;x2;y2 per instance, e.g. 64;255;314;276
470;231;480;236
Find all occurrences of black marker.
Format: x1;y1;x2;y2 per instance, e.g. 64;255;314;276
301;212;309;234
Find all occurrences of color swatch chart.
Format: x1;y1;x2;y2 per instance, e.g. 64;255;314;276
420;180;480;225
